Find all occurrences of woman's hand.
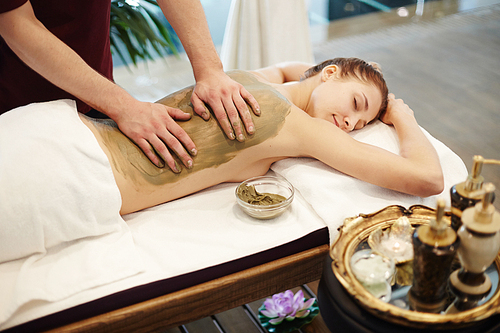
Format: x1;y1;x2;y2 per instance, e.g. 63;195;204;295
191;71;260;141
380;93;415;126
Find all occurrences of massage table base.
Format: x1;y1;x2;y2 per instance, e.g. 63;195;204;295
45;244;329;332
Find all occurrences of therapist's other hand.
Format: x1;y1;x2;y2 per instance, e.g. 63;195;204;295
190;71;260;142
114;101;197;172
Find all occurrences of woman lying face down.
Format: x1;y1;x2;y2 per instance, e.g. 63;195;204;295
80;57;444;214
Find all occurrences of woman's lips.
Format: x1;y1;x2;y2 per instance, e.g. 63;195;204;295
332;116;339;128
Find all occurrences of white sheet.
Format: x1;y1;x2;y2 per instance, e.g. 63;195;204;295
0;100;467;330
271;120;468;243
0;101;326;330
1;179;326;330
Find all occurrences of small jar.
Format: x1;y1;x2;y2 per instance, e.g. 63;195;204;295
350;249;395;302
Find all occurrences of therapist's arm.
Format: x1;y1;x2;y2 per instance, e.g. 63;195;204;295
157;0;260;141
0;1;196;172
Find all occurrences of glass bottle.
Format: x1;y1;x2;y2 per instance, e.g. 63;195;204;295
450;156;498;231
409;199;459;313
449;183;500;311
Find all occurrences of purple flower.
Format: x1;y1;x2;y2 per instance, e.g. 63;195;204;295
260;290;316;325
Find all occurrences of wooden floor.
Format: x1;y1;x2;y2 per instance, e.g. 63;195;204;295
114;1;500;332
312;0;500;210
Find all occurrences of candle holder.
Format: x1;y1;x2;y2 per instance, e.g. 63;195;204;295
368;216;414;265
350;249;395;302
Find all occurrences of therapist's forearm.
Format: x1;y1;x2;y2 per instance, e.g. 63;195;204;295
157;0;223;79
0;4;135;118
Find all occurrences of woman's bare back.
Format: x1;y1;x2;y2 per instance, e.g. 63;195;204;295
81;71;297;214
81;68;444;214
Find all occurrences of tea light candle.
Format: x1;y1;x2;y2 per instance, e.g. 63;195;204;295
382;237;408;253
367;216;415;265
377;237;413;264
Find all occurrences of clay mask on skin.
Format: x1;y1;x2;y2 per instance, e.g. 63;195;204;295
92;71;291;187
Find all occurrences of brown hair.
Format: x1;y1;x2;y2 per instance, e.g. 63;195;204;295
302;57;388;120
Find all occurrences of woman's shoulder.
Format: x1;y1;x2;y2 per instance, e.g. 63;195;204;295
226;70;282;94
226;70;262;85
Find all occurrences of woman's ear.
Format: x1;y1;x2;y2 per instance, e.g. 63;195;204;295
321;65;340;82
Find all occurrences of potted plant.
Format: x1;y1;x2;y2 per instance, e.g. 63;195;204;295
110;0;179;69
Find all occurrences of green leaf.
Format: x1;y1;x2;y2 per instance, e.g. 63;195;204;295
110;0;179;68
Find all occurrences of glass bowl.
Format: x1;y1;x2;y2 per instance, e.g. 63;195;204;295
367;216;414;265
235;175;294;219
350;249;395;302
351;249;395;284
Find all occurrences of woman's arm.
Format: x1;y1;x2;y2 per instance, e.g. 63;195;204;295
250;62;315;84
292;95;444;197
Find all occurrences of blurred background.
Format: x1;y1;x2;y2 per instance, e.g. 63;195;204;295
113;0;499;100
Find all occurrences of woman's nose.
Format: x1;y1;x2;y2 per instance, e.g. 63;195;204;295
343;117;354;131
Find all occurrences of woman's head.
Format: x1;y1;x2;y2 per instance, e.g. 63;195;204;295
302;58;388;131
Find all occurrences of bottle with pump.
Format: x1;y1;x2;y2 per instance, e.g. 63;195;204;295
450;156;499;231
448;183;500;312
408;199;459;313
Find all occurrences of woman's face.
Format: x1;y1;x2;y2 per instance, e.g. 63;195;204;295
306;67;383;133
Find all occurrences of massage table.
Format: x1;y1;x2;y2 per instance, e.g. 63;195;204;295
0;100;467;332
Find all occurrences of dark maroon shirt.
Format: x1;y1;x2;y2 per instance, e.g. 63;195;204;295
0;0;113;114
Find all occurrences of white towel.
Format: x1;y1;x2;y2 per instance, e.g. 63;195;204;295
271;120;468;243
0;100;143;324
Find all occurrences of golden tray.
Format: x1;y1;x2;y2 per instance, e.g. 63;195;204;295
330;205;500;329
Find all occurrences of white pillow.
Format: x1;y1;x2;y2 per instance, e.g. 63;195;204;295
271;120;468;242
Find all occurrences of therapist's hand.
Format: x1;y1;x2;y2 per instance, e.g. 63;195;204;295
190;70;260;142
113;101;197;172
0;1;196;173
